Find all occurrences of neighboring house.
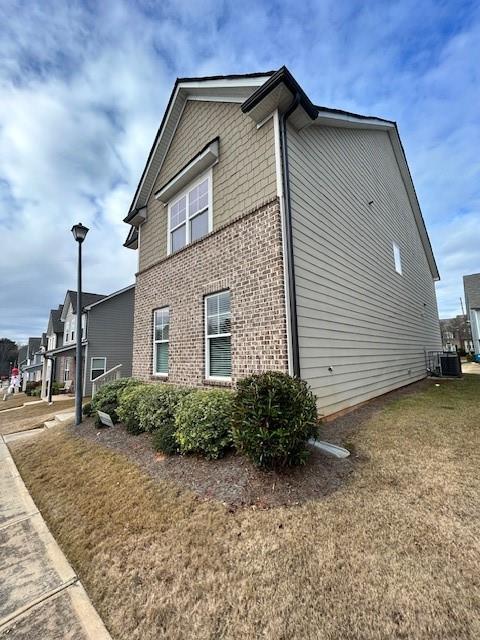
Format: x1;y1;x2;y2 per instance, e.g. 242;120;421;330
439;316;473;353
464;273;480;356
42;286;134;398
43;290;105;397
17;345;28;372
40;305;65;398
83;284;135;395
22;336;43;389
123;66;441;416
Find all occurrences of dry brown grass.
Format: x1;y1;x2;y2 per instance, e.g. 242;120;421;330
0;398;75;434
0;392;39;411
9;376;480;640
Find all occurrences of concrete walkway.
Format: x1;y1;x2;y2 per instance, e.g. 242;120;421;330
0;436;111;639
462;361;480;374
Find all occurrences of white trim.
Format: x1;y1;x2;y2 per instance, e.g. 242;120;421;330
273;110;293;376
166;169;213;256
152;307;169;377
393;241;402;275
187;95;245;104
155;140;218;204
204;290;232;382
177;77;270;90
256;111;275;129
90;356;107;382
314;111;395;131
143;97;187;206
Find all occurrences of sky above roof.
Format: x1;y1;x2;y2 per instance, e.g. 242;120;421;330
1;0;478;344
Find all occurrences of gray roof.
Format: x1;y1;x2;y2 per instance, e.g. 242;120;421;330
51;305;64;333
65;290;106;313
464;273;480;310
27;337;41;358
17;345;28;365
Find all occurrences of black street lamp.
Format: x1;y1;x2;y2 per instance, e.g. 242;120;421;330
71;222;89;425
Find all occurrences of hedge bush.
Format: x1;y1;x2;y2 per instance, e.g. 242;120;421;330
152;422;178;455
25;381;41;396
91;378;142;425
137;385;191;434
232;371;318;469
117;383;150;434
175;389;234;459
82;402;93;417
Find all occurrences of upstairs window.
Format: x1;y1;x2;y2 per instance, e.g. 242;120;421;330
153;307;169;376
168;173;211;254
205;291;231;380
393;241;402;275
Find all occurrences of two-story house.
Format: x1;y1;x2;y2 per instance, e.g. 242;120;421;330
123;66;441;417
42;285;135;398
22;336;44;389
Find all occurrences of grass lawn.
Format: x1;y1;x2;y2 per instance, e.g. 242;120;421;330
9;376;480;640
0;392;39;411
0;398;75;435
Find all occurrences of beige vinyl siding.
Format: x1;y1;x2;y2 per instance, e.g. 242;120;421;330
288;124;441;416
139;100;276;272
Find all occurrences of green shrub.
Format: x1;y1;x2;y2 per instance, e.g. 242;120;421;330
175;389;234;459
91;378;142;424
137;385;191;434
25;381;41;396
82;402;92;417
51;381;61;395
31;386;42;397
152;422;178;455
117;384;150;434
232;371;318;469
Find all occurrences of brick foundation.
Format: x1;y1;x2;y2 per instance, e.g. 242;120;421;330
133;198;289;386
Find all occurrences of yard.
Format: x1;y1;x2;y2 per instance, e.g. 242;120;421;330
9;375;480;639
0;392;39;411
0;397;75;435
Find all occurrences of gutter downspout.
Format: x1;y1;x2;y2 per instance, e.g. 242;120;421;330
278;92;301;377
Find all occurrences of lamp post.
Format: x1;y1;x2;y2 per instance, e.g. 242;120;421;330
71;222;89;425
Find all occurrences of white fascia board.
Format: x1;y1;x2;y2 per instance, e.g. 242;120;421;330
128;206;147;228
313;111;395;131
177;77;271;90
155;139;219;204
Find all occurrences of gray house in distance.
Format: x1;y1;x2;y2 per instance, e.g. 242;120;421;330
464;273;480;356
42;285;135;398
123;66;441;417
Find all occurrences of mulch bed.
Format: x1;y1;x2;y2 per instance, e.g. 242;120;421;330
72;379;432;508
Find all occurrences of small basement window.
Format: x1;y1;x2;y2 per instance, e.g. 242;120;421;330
153;307;169;376
393;241;402;275
205;290;231;380
91;357;106;380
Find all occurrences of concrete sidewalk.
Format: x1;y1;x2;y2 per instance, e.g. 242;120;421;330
0;437;112;639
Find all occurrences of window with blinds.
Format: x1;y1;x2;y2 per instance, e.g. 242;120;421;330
205;290;231;379
153;307;169;376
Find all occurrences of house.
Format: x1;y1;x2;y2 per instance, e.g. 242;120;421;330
40;305;65;398
123;66;441;416
439;316;473;353
22;336;43;389
17;345;28;372
42;285;134;398
464;273;480;356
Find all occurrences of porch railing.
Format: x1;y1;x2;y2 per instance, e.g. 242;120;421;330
92;364;123;397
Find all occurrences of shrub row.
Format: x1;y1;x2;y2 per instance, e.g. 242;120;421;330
91;372;318;469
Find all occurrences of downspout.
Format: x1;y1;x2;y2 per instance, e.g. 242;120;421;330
278;92;301;377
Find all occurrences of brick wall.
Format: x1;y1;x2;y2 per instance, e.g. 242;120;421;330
133;198;288;386
139;101;277;272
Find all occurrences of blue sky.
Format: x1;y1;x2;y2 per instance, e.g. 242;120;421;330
0;0;478;343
